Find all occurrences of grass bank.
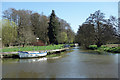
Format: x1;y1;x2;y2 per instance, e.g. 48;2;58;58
2;44;64;52
89;45;120;53
1;44;75;58
2;44;75;52
46;50;74;58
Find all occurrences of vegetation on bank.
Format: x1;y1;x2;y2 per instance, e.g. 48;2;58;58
2;44;64;52
46;50;74;58
2;44;74;58
2;44;75;52
88;45;120;53
75;10;120;49
2;9;75;47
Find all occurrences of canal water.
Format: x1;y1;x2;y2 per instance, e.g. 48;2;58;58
2;47;119;78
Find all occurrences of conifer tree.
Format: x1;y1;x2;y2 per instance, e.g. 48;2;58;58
48;10;60;44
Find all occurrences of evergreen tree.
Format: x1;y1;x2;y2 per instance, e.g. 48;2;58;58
48;10;60;44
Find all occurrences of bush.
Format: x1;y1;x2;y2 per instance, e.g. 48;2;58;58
88;44;120;53
104;47;120;53
69;44;75;47
89;45;98;50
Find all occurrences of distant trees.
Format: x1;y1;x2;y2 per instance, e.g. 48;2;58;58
3;8;36;47
31;13;49;44
39;14;49;43
2;8;118;48
76;24;95;48
2;8;75;47
47;10;75;44
0;21;1;37
2;8;49;47
17;10;35;47
76;10;118;48
58;19;75;44
118;18;120;44
48;10;60;44
2;19;17;47
57;32;68;44
66;28;75;43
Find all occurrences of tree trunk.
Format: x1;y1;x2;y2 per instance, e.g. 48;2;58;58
22;40;25;47
96;41;102;47
22;44;25;47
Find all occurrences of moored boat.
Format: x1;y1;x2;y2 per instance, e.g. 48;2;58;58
18;51;47;58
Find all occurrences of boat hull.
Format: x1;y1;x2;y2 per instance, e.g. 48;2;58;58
18;51;47;58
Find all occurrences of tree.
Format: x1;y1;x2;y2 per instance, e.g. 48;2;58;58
3;8;17;23
0;20;2;48
58;19;75;43
59;19;71;32
2;8;75;46
76;10;117;48
76;23;95;48
3;8;36;47
38;14;49;43
2;19;17;47
31;13;40;36
48;10;60;44
57;32;68;44
85;10;117;47
31;13;49;44
66;28;75;43
17;10;35;47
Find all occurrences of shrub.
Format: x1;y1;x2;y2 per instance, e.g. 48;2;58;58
89;45;98;50
104;47;120;53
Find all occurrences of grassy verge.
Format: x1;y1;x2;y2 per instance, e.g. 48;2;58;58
46;50;74;58
89;45;120;53
2;44;74;58
2;44;64;52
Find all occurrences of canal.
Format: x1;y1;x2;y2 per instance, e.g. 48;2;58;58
2;47;119;78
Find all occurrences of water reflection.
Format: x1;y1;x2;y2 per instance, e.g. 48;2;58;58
78;48;118;55
19;57;47;63
2;47;118;78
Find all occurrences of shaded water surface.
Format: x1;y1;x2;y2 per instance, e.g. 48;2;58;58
2;47;118;78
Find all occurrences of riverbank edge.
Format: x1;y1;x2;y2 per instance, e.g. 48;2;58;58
0;47;70;58
88;45;120;53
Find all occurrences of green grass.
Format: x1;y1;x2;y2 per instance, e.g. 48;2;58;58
69;44;75;47
89;45;98;50
2;44;64;52
102;47;120;53
89;44;120;53
46;50;74;58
